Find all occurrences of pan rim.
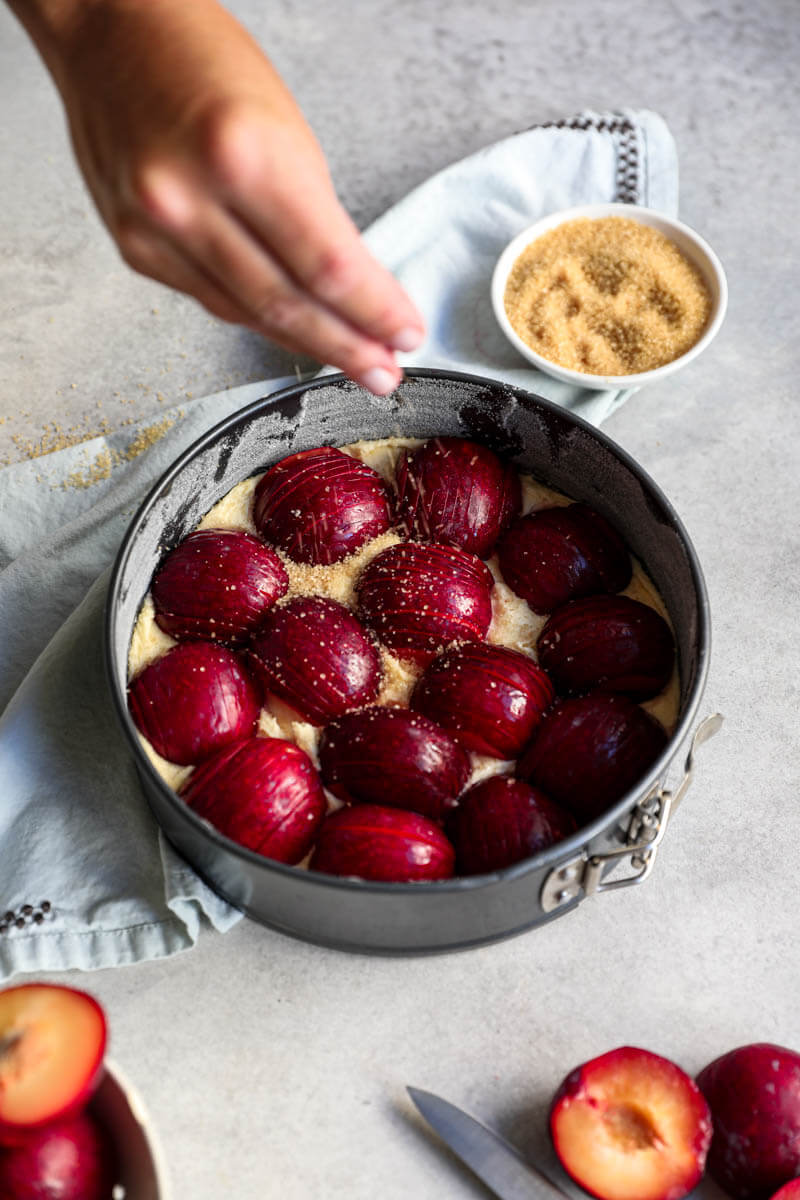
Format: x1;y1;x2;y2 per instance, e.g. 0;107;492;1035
104;367;710;898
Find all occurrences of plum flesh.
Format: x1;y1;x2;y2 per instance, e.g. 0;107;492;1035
550;1045;712;1200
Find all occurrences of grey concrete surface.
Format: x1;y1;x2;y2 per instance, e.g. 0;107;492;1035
1;1;799;1198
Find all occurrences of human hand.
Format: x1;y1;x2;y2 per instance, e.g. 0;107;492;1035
12;0;423;393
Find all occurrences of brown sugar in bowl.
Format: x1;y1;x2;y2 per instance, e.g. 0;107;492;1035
491;203;727;390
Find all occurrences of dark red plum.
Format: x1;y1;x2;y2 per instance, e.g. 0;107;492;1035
318;705;470;821
181;736;326;864
309;804;455;882
152;528;288;643
697;1043;800;1200
497;503;631;614
357;541;494;662
394;436;521;557
447;776;575;875
128;642;260;765
411;642;554;758
517;693;667;823
538;594;675;700
253;446;391;565
248;596;381;726
0;1114;117;1200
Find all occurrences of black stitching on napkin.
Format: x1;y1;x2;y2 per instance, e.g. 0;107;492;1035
526;113;641;204
0;901;54;934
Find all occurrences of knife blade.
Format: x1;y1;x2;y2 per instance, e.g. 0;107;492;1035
407;1087;570;1200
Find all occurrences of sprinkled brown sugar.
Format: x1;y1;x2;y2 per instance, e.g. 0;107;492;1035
59;416;178;489
504;217;711;375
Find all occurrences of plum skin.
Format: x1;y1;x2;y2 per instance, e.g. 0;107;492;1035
180;736;327;865
0;1113;117;1200
446;776;575;875
517;693;668;823
771;1182;800;1199
252;445;391;565
410;642;555;758
550;1046;712;1200
127;641;261;765
497;502;631;614
0;985;108;1147
537;594;675;701
248;596;382;726
393;436;521;557
309;804;456;882
697;1043;800;1200
151;528;289;643
357;541;494;662
318;705;470;822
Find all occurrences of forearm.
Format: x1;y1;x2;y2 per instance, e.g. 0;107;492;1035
7;0;284;106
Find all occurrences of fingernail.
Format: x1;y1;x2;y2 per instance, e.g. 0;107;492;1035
360;366;399;396
389;326;424;352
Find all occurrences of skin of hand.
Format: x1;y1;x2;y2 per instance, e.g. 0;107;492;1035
8;0;424;394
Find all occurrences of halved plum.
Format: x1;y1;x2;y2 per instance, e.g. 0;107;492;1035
550;1046;712;1200
151;528;288;643
318;705;470;821
538;594;675;700
446;776;575;874
394;436;521;557
248;596;381;726
0;985;107;1146
181;736;326;864
496;503;631;614
128;641;261;765
357;542;494;663
309;804;455;882
517;693;667;823
252;446;391;565
411;643;554;758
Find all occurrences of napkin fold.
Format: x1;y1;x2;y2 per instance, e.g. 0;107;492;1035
0;109;678;979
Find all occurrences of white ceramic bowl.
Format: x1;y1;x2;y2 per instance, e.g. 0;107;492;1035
91;1061;171;1200
491;202;728;390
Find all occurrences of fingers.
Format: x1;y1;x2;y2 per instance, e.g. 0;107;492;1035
203;206;403;393
132;165;406;393
117;221;249;327
204;110;425;354
46;0;425;395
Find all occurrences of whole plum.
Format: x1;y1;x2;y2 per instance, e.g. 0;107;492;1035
697;1043;800;1200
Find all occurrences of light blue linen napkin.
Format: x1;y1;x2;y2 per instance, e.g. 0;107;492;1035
0;109;678;978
